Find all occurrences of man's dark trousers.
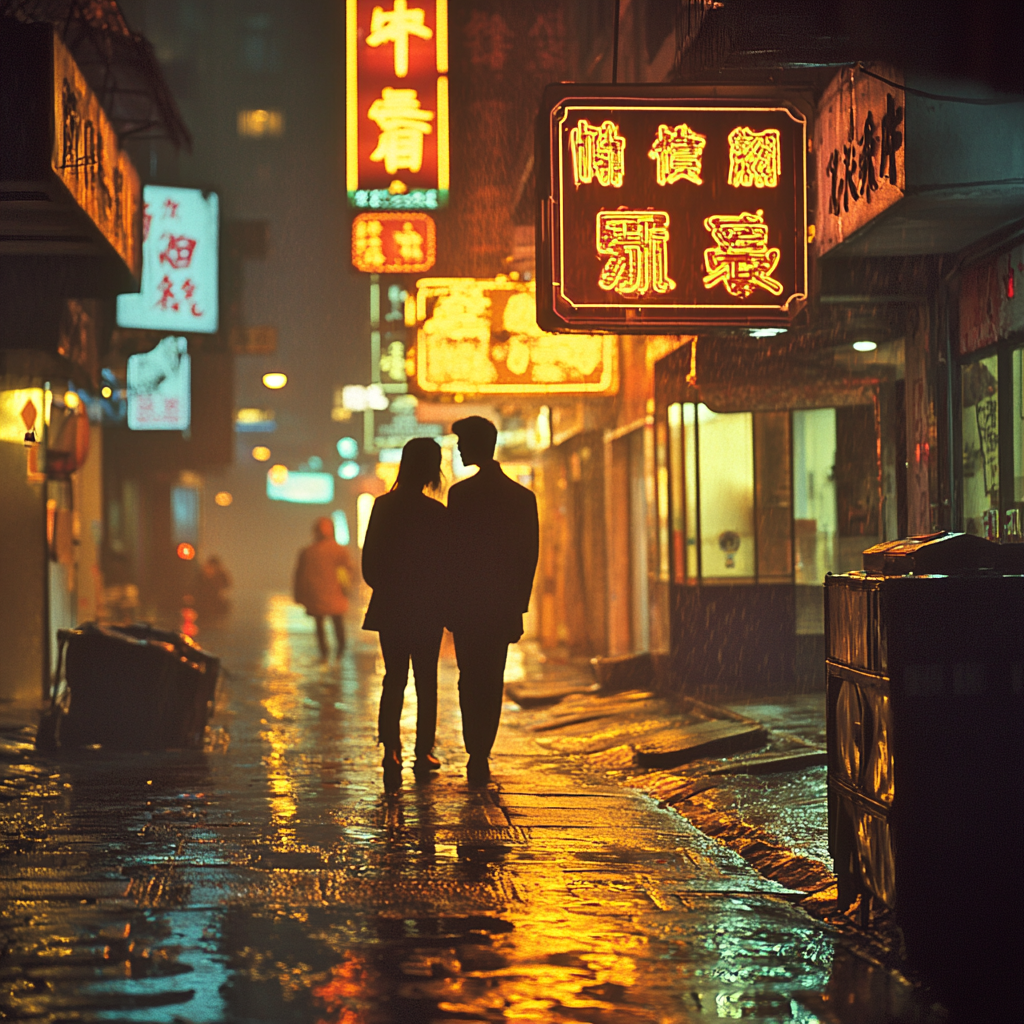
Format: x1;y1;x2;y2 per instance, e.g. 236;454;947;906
453;631;509;758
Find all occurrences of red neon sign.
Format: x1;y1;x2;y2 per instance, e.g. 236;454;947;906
351;212;437;273
346;0;449;210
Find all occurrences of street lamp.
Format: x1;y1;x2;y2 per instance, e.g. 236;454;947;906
262;372;287;389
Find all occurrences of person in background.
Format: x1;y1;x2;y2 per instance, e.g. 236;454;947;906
447;416;539;784
293;517;352;661
361;437;448;786
193;554;231;624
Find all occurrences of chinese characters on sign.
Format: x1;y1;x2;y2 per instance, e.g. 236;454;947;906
116;186;219;333
352;212;436;272
538;89;807;331
813;65;905;255
126;336;191;431
347;0;449;209
412;276;618;394
51;34;141;279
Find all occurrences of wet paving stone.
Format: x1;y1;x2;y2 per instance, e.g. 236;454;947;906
0;596;948;1022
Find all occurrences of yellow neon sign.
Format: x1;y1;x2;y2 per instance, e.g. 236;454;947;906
702;209;783;298
727;127;782;188
366;0;432;78
647;123;707;186
569;119;626;188
413;277;617;394
596;211;675;298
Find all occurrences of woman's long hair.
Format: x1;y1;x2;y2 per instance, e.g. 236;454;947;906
393;437;443;493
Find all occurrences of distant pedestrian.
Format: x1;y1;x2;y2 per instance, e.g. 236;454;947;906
361;438;448;785
293;517;353;660
447;416;538;784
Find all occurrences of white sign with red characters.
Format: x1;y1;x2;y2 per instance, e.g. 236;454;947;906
127;336;191;431
116;185;219;333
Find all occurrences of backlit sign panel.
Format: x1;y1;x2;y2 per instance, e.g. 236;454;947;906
538;87;807;332
346;0;449;209
116;186;219;333
126;336;190;431
266;470;335;504
352;212;436;272
413;276;618;394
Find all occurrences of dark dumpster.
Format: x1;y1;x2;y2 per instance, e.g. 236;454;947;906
40;622;220;751
825;532;1024;1005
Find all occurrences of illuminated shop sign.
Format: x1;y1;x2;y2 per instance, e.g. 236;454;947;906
266;470;335;504
346;0;449;209
412;276;618;394
352;211;436;272
814;65;905;256
116;186;219;333
126;336;190;431
52;33;142;278
537;87;808;332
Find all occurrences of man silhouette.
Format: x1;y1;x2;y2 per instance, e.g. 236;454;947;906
448;416;539;783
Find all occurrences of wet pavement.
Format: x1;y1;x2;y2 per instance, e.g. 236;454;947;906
0;595;950;1022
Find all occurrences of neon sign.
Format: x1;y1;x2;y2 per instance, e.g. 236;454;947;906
351;212;436;272
411;276;617;395
538;87;807;331
346;0;449;210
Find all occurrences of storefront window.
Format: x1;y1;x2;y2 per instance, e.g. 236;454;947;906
961;353;999;536
792;408;838;584
697;406;755;579
667;403;684;583
655;418;669;582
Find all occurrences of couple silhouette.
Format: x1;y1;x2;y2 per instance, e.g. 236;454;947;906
360;416;539;786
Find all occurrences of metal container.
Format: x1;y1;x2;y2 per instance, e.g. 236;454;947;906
825;565;1024;1000
42;623;219;751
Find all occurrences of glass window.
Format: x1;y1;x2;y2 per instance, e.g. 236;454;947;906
697;406;755;579
961;354;999;536
792;408;838;583
655;418;669;582
683;404;699;580
667;403;685;583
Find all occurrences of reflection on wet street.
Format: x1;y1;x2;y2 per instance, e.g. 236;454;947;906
0;595;934;1022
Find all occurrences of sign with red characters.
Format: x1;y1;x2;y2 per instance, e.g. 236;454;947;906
351;212;436;272
537;86;808;332
346;0;449;211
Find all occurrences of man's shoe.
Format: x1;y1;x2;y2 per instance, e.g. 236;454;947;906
413;752;441;777
466;755;490;784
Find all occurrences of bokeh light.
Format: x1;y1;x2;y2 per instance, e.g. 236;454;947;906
268;464;289;486
252;446;271;461
262;372;288;389
338;461;360;480
214;491;233;506
177;542;196;560
336;436;359;459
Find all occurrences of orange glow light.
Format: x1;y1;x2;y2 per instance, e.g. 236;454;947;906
214;491;233;506
262;372;287;390
252;446;272;462
352;212;436;273
268;464;289;486
177;542;196;560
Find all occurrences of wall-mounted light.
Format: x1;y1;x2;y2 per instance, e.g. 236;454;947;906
262;372;288;389
852;340;877;352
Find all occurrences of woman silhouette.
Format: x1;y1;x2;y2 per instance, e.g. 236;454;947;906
361;437;448;784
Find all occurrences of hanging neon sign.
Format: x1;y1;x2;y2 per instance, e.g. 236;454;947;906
537;87;807;332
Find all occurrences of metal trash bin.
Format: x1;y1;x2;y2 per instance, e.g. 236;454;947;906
40;622;220;751
825;532;1024;1002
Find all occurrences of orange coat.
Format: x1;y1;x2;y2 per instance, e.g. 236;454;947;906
294;539;352;616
